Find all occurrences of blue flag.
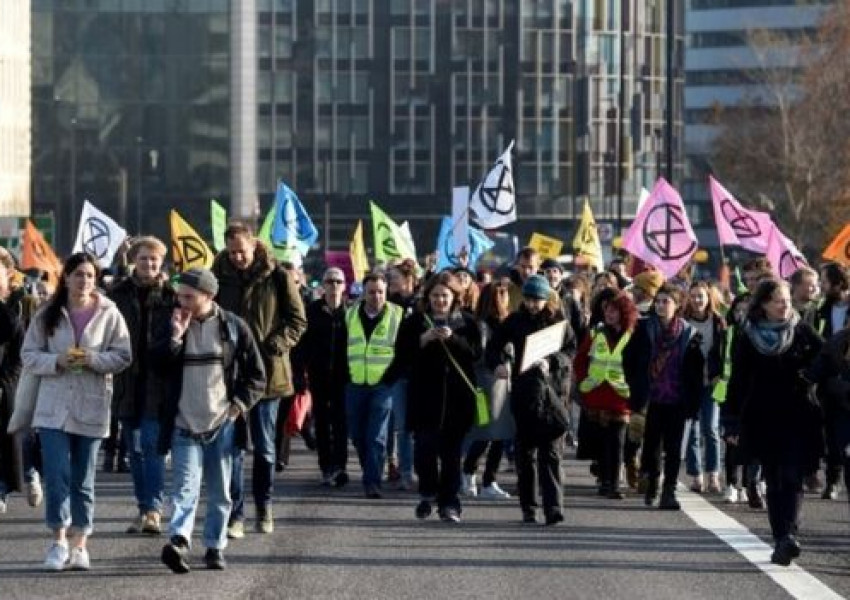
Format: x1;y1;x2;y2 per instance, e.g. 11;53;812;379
270;181;318;255
434;216;495;272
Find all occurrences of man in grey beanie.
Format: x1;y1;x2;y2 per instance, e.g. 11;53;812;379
153;267;267;573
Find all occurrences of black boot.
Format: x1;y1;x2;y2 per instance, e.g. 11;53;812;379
643;477;659;507
659;485;681;510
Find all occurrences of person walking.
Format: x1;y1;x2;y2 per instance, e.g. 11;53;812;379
724;278;823;566
21;252;132;571
634;283;704;510
575;289;641;499
0;250;25;513
344;272;404;498
108;236;177;536
488;275;575;525
395;272;481;522
155;268;266;573
212;222;306;537
682;281;727;494
293;267;350;487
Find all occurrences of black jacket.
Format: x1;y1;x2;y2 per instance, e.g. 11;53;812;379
686;313;727;383
723;319;823;469
485;306;574;440
395;310;481;436
627;315;705;417
811;328;850;416
152;306;267;453
292;298;349;392
0;301;23;492
108;275;177;421
813;297;850;339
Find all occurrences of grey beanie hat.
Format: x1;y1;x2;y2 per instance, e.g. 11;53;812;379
178;268;219;296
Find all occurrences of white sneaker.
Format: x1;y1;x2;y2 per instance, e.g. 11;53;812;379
0;497;7;513
737;488;748;503
68;546;91;571
723;485;739;504
27;475;43;508
479;483;511;500
758;481;767;497
44;541;69;571
460;473;478;497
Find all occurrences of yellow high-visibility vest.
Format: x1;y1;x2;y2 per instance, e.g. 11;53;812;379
712;325;734;404
346;303;403;385
579;327;632;398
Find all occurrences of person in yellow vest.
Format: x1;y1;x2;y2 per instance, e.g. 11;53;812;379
574;289;641;499
345;272;404;498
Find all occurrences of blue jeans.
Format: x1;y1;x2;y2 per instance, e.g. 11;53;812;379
38;428;102;536
169;420;235;550
390;379;413;478
123;418;166;514
345;383;393;489
685;387;720;476
230;397;279;521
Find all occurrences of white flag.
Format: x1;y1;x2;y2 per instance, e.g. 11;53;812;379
399;221;417;259
451;186;470;256
469;140;516;229
73;200;128;268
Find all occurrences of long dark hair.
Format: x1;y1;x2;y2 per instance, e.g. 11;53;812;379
746;277;786;323
42;252;101;336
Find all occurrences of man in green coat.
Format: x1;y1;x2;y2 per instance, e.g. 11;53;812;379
212;222;307;536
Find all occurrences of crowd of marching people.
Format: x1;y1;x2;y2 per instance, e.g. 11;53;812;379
1;222;849;574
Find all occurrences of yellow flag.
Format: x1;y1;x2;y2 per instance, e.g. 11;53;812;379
350;220;369;282
822;223;850;266
170;210;214;272
528;233;563;260
572;199;604;271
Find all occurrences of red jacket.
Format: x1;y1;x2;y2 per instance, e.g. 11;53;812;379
574;330;631;415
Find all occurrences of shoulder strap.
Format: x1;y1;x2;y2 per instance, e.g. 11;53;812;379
424;314;477;396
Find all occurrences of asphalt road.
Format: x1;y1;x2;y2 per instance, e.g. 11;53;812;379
0;443;847;600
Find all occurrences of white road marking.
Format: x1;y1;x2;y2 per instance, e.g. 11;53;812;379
679;490;845;600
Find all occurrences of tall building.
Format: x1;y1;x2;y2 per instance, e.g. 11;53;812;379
683;0;831;248
31;1;685;256
0;0;31;217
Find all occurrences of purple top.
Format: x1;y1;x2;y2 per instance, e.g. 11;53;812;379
70;303;97;345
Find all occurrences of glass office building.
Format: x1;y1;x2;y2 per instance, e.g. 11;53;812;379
31;0;684;255
31;0;229;251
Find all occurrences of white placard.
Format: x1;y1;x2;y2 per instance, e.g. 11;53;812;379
519;320;567;373
451;186;470;256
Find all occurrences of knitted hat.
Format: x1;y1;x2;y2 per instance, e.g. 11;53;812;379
178;268;219;296
522;274;551;300
632;270;664;298
540;258;563;272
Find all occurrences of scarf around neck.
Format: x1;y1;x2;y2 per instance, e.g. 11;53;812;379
743;312;799;356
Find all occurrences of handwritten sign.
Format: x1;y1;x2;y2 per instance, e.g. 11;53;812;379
519;320;567;373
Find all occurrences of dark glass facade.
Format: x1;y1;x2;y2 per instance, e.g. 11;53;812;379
31;0;229;252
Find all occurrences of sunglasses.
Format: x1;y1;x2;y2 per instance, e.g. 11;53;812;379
324;279;345;285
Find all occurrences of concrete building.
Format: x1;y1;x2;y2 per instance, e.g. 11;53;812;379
0;0;31;217
683;0;831;248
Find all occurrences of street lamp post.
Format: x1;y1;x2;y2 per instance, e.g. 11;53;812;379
70;118;77;236
136;137;143;234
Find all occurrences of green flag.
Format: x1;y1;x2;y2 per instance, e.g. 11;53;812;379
258;206;300;263
210;199;227;252
370;200;415;263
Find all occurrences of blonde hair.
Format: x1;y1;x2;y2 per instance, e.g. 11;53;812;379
129;236;167;260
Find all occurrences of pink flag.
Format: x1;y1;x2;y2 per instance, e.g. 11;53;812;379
324;250;355;285
766;224;808;280
622;178;698;279
709;176;773;253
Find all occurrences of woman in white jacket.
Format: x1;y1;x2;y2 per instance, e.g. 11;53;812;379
21;252;132;571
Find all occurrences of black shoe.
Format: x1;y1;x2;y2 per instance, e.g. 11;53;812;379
274;460;286;473
597;485;611;497
440;507;461;523
116;457;130;473
659;488;681;510
607;490;625;500
161;536;191;574
415;500;433;520
204;548;226;570
545;511;565;526
643;478;659;507
522;509;538;524
589;462;599;478
364;485;382;499
770;536;801;567
302;426;317;451
333;471;349;488
746;481;765;509
821;484;839;501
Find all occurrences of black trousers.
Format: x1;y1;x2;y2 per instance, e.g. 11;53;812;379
763;462;805;542
825;407;845;487
462;440;504;487
414;431;464;512
640;403;686;489
599;421;628;492
515;435;563;515
312;382;349;475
